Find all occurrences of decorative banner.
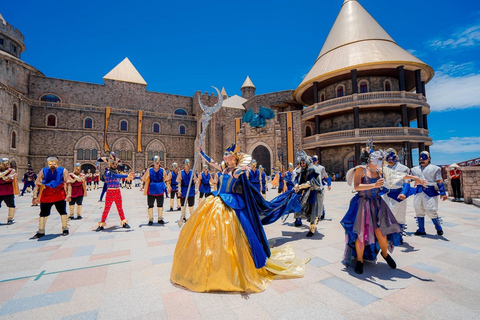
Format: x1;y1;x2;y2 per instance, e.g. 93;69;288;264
104;107;111;152
286;112;294;164
138;110;143;152
235;118;241;143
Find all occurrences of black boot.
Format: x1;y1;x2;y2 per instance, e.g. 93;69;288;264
148;221;153;226
354;261;364;274
63;230;69;236
31;233;45;239
122;223;131;229
95;226;104;232
158;219;165;225
382;253;396;269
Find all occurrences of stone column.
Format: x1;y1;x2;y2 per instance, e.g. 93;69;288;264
415;69;422;94
314;82;320;135
423;114;428;130
351;69;358;94
316;147;322;163
397;66;406;91
421;81;426;97
405;141;413;168
416;107;424;128
401;104;409;127
355;143;361;166
354;107;359;129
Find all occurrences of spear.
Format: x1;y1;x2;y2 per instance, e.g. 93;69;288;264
178;87;223;227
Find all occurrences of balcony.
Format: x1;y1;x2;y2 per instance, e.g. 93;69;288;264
302;91;430;121
302;127;432;148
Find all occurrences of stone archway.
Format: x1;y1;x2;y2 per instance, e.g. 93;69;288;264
251;145;272;176
145;139;167;168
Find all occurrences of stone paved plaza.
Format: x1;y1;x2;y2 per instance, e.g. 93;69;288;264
0;182;479;320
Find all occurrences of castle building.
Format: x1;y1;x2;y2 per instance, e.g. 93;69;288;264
0;0;434;176
294;0;434;171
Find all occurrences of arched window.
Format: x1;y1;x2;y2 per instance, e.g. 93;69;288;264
159;151;164;161
84;149;91;160
153;123;160;133
385;81;391;91
41;94;61;106
10;161;17;170
120;121;128;131
77;149;84;160
85;118;93;129
92;149;98;160
174;109;188;117
47;114;56;127
348;155;356;170
320;93;325;102
121;150;126;160
127;150;132;161
306;126;312;137
180;125;186;135
13;104;18;121
148;151;153;160
360;82;368;93
11;131;16;148
336;86;344;97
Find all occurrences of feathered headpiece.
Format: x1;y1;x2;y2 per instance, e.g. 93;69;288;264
97;151;121;166
225;143;240;154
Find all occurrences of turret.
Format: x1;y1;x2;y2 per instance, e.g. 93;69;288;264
0;13;26;59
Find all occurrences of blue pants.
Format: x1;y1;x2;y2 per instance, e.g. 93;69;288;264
21;181;35;195
100;183;108;201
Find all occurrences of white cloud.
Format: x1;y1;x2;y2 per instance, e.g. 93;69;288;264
430;137;480;154
427;73;480;111
429;24;480;49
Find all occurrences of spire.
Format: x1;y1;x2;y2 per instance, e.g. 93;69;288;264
241;76;256;89
103;57;147;85
0;13;6;25
221;86;228;98
294;0;434;105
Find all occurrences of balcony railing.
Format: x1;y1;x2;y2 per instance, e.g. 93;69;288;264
302;91;429;120
303;127;432;148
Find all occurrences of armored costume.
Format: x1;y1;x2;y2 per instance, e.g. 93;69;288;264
411;151;445;236
177;159;196;222
0;158;19;224
69;163;86;220
167;164;181;211
292;151;326;237
143;156;168;225
31;156;71;238
95;152;132;231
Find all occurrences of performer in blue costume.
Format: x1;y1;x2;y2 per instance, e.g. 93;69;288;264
259;165;267;199
142;156;168;225
284;163;295;191
167;163;181;211
171;144;306;293
197;164;213;205
246;160;261;192
177;159;196;222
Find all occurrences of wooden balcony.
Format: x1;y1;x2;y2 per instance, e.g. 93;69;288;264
302;91;430;121
302;127;432;148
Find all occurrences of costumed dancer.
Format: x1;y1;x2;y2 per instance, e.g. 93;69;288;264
94;152;133;231
271;169;279;189
277;166;285;194
411;151;447;236
312;155;331;220
449;163;462;202
341;145;424;274
0;158;19;224
31;156;71;238
284;163;295;191
259;165;267;199
380;149;412;243
198;165;213;205
246;160;261;192
99;168;108;202
68;163;86;220
20;167;36;196
93;170;100;189
167;163;181;211
134;171;141;187
291;151;326;237
85;169;93;191
142;156;168;225
171;144;307;293
177;159;197;222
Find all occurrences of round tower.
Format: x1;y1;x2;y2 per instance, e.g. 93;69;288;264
0;13;26;59
241;76;256;100
294;0;434;172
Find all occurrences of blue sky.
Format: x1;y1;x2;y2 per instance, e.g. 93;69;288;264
2;0;479;165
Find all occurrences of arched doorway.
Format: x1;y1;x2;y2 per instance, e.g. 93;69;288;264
252;145;271;176
81;163;96;174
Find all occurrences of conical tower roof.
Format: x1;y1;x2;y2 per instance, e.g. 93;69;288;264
103;57;147;85
241;76;256;89
294;0;434;105
221;87;228;97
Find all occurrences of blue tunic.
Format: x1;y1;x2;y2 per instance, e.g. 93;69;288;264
249;169;261;191
199;172;211;193
170;171;179;191
181;170;195;198
148;167;166;196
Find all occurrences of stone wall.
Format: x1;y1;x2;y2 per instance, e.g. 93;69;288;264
317;76;400;100
461;167;480;204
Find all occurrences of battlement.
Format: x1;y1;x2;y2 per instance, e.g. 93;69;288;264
0;18;26;56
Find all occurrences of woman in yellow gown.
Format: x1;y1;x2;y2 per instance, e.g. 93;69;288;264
170;144;308;293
